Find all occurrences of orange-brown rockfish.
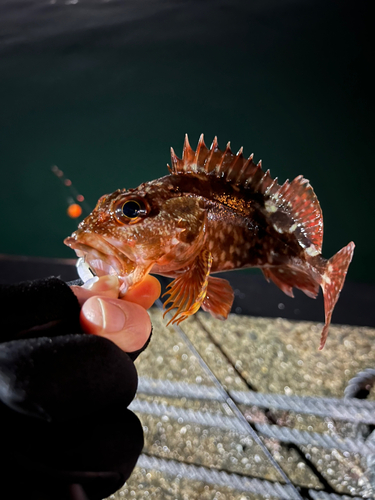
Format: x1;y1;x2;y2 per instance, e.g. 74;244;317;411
65;135;354;349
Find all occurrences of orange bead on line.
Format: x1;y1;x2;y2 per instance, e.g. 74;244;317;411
67;203;82;218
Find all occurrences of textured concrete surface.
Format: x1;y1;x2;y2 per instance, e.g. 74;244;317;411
106;309;375;499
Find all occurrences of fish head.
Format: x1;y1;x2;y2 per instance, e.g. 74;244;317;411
64;178;207;293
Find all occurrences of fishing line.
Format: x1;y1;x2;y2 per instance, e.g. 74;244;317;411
155;298;307;500
193;313;337;494
51;165;91;217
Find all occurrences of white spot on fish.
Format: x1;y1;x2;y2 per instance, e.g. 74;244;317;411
265;200;278;213
306;245;319;257
289;223;298;233
323;274;332;285
171;237;180;246
273;224;284;234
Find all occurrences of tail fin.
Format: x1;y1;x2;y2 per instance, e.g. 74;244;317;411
319;241;355;350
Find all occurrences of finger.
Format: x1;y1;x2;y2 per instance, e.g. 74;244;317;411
71;275;120;307
122;275;161;309
80;297;151;352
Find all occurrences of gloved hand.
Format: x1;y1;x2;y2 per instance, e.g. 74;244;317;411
0;274;160;500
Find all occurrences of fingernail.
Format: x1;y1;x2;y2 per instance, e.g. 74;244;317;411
94;298;126;333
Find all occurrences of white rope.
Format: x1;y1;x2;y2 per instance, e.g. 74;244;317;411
130;398;375;456
138;376;375;424
136;454;364;500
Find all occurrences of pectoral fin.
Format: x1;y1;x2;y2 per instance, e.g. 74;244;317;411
163;248;212;325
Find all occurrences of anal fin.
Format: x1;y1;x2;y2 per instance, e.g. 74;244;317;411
262;266;320;299
201;277;234;320
262;268;294;298
163;249;212;325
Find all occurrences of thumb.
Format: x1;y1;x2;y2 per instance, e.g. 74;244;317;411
80;297;151;353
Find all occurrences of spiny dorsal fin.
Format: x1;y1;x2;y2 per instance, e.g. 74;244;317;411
169;135;323;251
169;134;274;194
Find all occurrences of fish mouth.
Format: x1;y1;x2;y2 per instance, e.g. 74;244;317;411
64;231;136;293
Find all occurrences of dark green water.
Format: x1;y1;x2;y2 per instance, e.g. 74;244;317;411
0;0;373;282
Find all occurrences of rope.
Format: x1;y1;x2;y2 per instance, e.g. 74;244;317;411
135;454;364;500
138;376;375;424
130;398;375;456
345;369;375;399
137;454;297;498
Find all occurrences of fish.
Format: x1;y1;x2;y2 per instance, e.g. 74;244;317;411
64;134;355;349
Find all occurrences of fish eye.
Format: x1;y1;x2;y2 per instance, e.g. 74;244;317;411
122;200;142;219
114;197;149;224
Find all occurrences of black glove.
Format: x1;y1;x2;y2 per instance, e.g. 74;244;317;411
0;277;150;500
